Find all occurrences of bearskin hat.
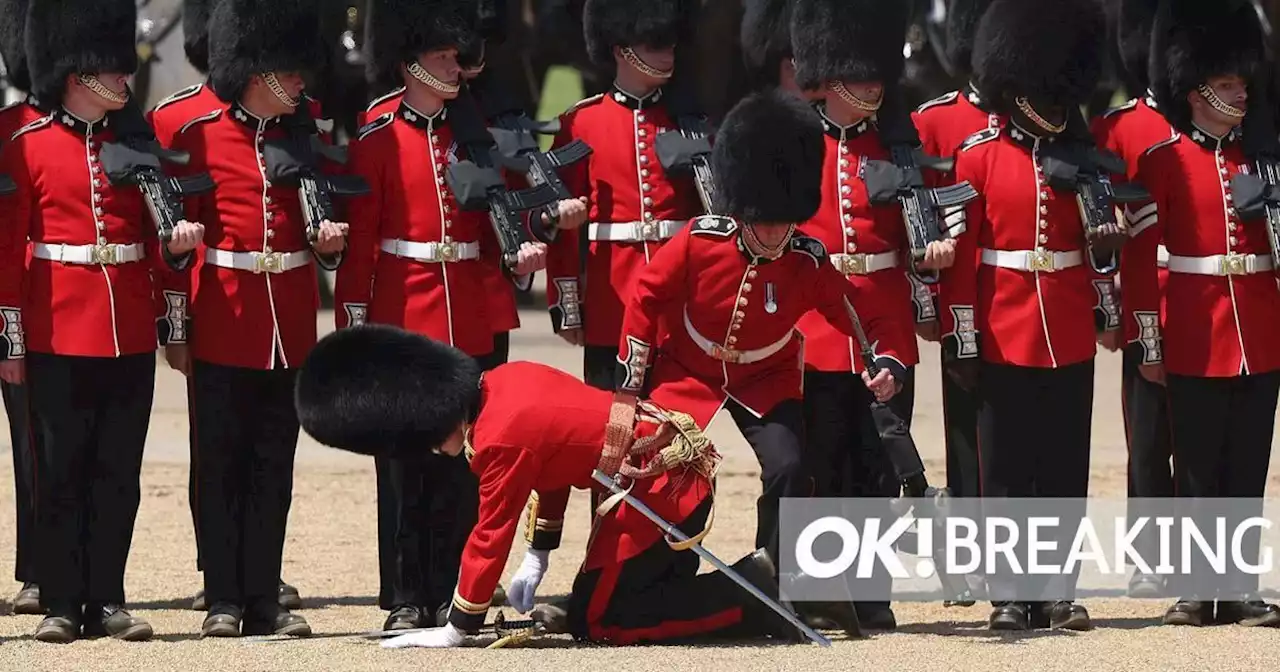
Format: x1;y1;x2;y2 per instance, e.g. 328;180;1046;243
183;0;214;74
711;89;824;224
971;0;1106;113
582;0;686;66
740;0;793;89
1116;0;1159;95
790;0;910;91
1150;0;1263;136
366;0;478;86
944;0;993;77
208;0;328;103
295;325;482;458
24;0;138;107
0;0;29;92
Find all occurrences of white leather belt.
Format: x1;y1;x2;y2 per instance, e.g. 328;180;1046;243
981;248;1084;273
830;251;899;275
588;220;684;242
1157;244;1169;269
31;242;145;265
1166;252;1273;276
205;248;311;274
380;238;480;263
683;308;792;365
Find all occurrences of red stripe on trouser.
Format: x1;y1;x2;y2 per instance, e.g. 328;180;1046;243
585;561;743;644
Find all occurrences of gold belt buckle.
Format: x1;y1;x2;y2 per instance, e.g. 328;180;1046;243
842;254;867;275
710;343;742;364
1221;253;1247;276
93;244;119;265
639;222;659;240
253;251;284;274
438;242;458;262
1029;248;1055;272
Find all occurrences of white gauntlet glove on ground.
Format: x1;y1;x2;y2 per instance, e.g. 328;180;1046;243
507;548;551;613
381;623;466;649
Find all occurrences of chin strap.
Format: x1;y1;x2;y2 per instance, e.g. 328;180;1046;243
407;61;461;95
78;75;129;105
262;72;301;109
621;47;673;80
1016;97;1067;134
1198;83;1247;119
829;80;882;113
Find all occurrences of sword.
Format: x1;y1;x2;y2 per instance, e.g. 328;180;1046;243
590;470;832;647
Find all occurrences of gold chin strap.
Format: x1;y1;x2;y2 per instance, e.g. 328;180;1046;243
830;80;882;113
743;222;796;261
1198;83;1247;118
262;72;301;109
621;47;673;80
78;75;128;104
1015;96;1067;134
407;60;461;95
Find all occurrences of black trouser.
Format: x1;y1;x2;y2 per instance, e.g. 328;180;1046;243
3;380;39;584
191;360;299;607
476;332;510;371
27;353;155;611
1165;371;1280;599
583;345;618;391
978;360;1094;603
941;356;982;498
185;377;202;573
726;398;811;560
1121;345;1174;563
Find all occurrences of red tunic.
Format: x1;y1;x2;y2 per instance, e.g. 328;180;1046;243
149;83;222;148
0;111;169;358
1131;127;1280;377
940;123;1099;369
798;109;918;374
449;361;712;632
544;86;703;345
1089;96;1177;354
164;103;323;370
618;216;906;428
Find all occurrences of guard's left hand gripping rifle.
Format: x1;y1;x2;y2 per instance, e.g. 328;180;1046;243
842;296;978;607
654;87;718;213
262;108;371;272
1037;141;1149;275
100;101;214;271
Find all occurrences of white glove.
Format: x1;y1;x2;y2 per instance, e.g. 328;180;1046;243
381;623;467;649
507;548;550;614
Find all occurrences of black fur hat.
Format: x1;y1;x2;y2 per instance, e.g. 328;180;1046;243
711;89;824;223
972;0;1106;113
25;0;138;107
1150;0;1263;136
741;0;792;89
790;0;910;91
183;0;214;74
295;325;482;458
582;0;686;66
208;0;328;103
366;0;478;86
0;0;29;92
945;0;993;77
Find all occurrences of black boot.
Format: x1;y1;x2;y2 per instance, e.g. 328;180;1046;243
202;602;244;638
988;602;1030;631
34;604;81;644
383;605;425;631
1046;601;1092;631
278;581;303;610
1162;599;1210;627
82;604;153;641
731;549;807;642
12;582;43;615
243;599;311;637
1215;599;1280;627
780;572;863;639
1127;571;1165;599
854;602;897;631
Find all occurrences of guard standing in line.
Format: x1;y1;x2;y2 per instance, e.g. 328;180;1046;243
1131;0;1280;628
739;0;815;100
0;0;204;642
939;0;1108;631
1088;0;1177;600
161;0;344;638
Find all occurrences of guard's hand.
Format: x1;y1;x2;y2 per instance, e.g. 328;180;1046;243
312;220;349;256
915;319;941;343
861;368;898;402
166;220;204;255
1097;329;1122;353
507;549;550;614
919;239;957;271
557;327;584;346
0;359;23;385
1139;362;1166;386
544;197;589;230
381;623;467;649
164;344;192;376
515;241;547;276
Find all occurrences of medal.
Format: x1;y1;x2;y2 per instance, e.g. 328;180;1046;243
765;283;778;314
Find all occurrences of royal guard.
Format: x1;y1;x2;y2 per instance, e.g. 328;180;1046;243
740;0;813;99
1088;0;1177;600
160;0;346;638
938;0;1107;631
0;0;203;643
910;0;999;504
1132;0;1280;628
543;0;702;390
0;0;48;617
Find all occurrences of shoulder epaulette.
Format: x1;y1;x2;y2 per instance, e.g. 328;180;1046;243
178;109;222;136
790;235;828;267
357;113;395;141
1143;134;1181;157
915;90;959;114
364;87;404;113
153;84;204;113
689;215;738;237
959;127;1000;152
1101;98;1139;119
11;114;52;141
565;93;605;114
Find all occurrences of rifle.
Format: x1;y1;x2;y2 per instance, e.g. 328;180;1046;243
1233;160;1280;270
262;107;370;271
1037;142;1149;275
654;86;718;213
100;100;215;271
841;296;978;607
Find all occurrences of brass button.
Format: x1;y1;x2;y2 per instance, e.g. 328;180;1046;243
742;283;753;293
735;310;746;318
847;243;857;253
638;141;647;150
738;296;748;306
844;227;855;236
747;270;757;279
728;336;738;345
841;199;852;209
